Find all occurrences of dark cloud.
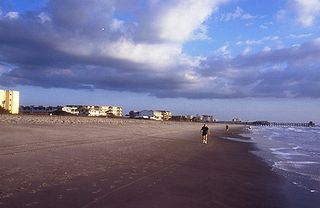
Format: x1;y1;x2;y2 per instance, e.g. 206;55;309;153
200;40;320;98
0;0;319;99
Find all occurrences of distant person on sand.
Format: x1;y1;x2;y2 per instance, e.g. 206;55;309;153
200;124;209;144
226;125;229;132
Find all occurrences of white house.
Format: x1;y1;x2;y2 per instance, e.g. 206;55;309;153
138;110;163;120
62;105;81;115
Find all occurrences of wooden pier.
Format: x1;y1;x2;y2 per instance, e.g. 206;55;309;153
216;121;316;127
243;121;315;127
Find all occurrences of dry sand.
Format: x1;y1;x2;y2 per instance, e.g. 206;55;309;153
0;115;286;208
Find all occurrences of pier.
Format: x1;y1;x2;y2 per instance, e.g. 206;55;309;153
243;121;316;127
216;121;316;127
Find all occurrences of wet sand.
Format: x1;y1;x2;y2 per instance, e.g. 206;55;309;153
0;115;286;208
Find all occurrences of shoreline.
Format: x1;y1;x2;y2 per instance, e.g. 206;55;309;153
1;116;287;207
248;126;320;208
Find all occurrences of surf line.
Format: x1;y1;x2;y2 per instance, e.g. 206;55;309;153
81;164;177;208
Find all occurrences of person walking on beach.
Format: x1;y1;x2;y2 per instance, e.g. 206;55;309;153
226;125;229;132
200;124;209;144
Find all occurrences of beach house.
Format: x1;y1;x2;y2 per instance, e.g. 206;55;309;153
0;89;20;114
62;105;82;115
202;115;215;123
137;110;163;120
131;110;172;121
160;110;172;120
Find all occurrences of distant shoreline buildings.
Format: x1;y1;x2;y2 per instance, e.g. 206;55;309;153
1;89;216;123
20;105;123;117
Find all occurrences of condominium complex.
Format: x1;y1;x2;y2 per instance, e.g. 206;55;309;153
0;89;20;114
62;105;123;117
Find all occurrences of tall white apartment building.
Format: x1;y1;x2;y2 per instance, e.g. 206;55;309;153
0;89;20;114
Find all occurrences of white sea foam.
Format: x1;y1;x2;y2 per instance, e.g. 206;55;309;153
269;147;287;151
286;161;319;165
221;137;253;143
271;150;307;157
252;126;320;191
288;127;307;133
292;146;301;150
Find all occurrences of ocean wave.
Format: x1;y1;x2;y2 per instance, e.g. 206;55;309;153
269;147;288;151
221;137;253;143
292;146;301;150
273;161;319;174
271;151;307;158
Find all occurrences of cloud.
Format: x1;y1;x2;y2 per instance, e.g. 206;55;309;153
288;33;313;39
292;0;320;27
142;0;227;43
220;6;256;21
214;44;231;58
0;0;222;94
236;36;280;46
0;0;319;99
199;38;320;98
5;11;19;19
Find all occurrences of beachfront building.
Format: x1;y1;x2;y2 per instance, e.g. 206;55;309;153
202;115;215;123
129;110;171;121
105;106;123;117
0;89;20;114
160;110;172;120
79;106;102;117
62;105;82;115
63;105;123;117
129;110;139;118
137;110;163;120
171;114;215;122
192;115;203;122
20;105;60;114
170;115;191;121
232;117;241;123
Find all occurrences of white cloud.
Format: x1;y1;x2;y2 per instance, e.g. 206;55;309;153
245;40;263;45
242;47;252;55
259;25;268;30
38;12;51;23
155;0;227;43
293;0;320;27
238;36;279;46
102;38;199;69
191;24;211;41
264;36;279;41
5;12;19;19
214;44;231;58
110;18;125;32
220;6;256;21
288;33;313;39
259;22;273;30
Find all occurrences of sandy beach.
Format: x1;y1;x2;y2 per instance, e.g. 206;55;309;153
1;115;286;208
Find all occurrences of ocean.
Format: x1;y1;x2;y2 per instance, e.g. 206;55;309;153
248;126;320;194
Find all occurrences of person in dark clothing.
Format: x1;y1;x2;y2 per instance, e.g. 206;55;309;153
200;124;209;144
226;125;229;132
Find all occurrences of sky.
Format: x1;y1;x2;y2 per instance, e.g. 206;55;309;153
0;0;319;123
